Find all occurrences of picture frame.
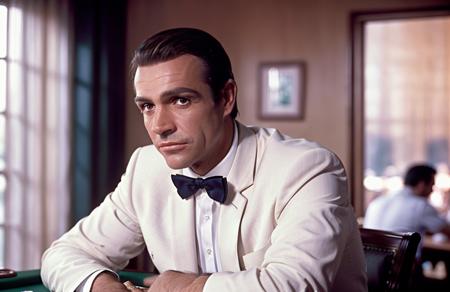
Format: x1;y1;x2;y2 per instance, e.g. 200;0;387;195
258;61;305;120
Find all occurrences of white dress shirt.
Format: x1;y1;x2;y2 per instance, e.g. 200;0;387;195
184;122;238;273
76;123;238;290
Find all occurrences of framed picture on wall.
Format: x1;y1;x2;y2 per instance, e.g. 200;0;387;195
258;62;305;120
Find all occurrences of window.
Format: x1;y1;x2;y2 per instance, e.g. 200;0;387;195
0;3;8;268
351;9;450;217
363;17;450;212
0;0;71;269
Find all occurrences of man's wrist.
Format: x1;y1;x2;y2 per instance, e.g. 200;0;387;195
186;274;209;292
91;271;124;292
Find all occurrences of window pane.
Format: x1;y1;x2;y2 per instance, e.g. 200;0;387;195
0;227;4;267
8;7;22;62
0;5;7;58
9;62;23;115
0;174;5;223
0;115;4;170
0;60;6;112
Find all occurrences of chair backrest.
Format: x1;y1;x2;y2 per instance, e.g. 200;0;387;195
360;228;421;292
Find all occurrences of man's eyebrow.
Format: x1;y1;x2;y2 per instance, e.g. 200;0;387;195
160;87;201;99
134;87;201;104
134;96;151;103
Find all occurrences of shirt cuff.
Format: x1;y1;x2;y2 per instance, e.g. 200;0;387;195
75;270;118;292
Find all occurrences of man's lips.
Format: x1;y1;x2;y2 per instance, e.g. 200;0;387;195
157;142;188;152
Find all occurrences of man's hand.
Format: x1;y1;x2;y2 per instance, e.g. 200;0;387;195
144;270;209;292
91;271;131;292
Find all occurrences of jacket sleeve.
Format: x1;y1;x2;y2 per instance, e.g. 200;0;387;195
41;148;146;292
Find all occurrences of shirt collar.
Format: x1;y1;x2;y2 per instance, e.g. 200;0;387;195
184;121;238;178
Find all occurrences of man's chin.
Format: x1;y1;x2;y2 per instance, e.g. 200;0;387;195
164;158;191;170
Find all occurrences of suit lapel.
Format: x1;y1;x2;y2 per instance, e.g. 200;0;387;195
218;123;257;271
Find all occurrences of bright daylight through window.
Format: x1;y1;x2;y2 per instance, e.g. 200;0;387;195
0;3;8;268
364;17;450;217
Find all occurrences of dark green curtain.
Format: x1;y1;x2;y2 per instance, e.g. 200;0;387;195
71;0;127;223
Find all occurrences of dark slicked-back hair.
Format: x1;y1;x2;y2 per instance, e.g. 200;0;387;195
131;27;238;119
404;164;436;187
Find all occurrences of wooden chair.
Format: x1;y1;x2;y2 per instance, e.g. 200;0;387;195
360;228;421;292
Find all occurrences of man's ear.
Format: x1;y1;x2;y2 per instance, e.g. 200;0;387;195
221;79;237;117
414;181;426;197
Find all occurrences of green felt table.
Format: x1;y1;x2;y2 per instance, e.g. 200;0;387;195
0;269;149;291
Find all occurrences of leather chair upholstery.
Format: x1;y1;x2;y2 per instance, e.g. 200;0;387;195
360;228;421;291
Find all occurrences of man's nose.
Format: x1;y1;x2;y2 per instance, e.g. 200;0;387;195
150;107;175;137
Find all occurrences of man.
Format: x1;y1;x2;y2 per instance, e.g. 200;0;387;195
364;164;450;238
41;28;367;291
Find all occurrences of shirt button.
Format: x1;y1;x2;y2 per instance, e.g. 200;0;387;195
206;248;212;255
204;215;210;221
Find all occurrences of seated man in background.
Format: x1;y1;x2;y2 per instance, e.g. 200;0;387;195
41;27;367;292
364;164;450;239
364;164;450;290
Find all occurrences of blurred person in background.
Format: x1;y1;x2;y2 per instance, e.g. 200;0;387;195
364;164;450;238
364;164;450;290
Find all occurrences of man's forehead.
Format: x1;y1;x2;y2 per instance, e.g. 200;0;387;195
134;55;209;87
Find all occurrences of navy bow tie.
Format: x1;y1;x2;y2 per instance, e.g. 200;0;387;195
171;174;228;203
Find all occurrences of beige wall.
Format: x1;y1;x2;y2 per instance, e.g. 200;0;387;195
125;0;449;172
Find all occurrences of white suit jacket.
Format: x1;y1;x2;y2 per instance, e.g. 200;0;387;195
41;122;367;292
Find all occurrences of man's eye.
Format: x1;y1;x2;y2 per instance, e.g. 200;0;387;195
141;103;154;112
175;97;190;105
